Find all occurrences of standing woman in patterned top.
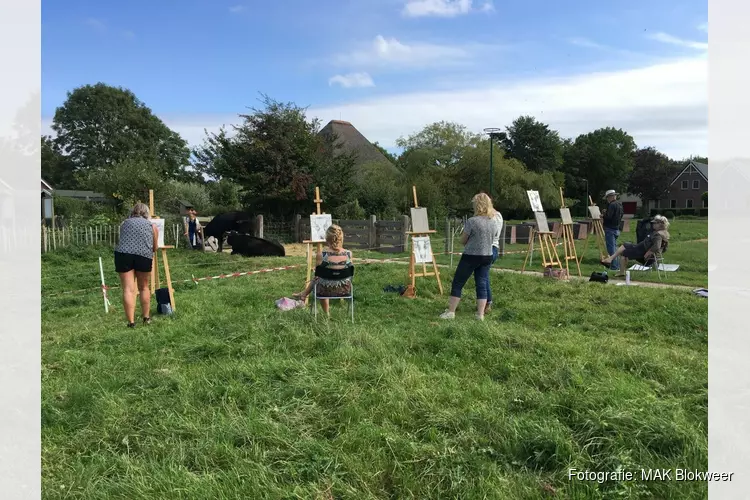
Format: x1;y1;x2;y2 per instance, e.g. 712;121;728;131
114;203;159;327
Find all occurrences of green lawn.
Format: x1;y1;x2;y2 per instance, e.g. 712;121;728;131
42;235;707;499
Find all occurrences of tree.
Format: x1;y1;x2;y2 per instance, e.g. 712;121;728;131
627;147;675;207
86;157;167;209
396;121;478;169
51;83;190;178
41;135;78;189
193;95;357;215
372;141;399;164
561;127;636;207
701;191;708;206
501;115;564;172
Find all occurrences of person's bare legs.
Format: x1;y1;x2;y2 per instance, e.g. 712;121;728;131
446;296;461;313
118;271;136;324
135;271;151;322
601;245;627;265
292;280;315;300
321;298;330;316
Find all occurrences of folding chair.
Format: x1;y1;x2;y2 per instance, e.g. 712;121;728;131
650;252;666;281
312;264;355;323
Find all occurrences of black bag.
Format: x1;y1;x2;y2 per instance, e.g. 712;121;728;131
155;287;173;315
635;218;652;243
589;271;609;283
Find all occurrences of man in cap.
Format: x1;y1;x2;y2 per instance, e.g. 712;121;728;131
602;189;624;270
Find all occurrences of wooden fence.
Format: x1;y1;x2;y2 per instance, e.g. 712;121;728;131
295;215;410;253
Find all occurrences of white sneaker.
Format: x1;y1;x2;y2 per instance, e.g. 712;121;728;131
439;310;455;319
475;313;485;321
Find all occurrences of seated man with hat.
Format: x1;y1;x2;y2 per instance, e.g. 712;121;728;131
602;189;624;270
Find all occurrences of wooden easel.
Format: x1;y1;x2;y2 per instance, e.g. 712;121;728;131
558;187;581;277
302;187;324;306
135;190;176;311
521;220;563;273
404;186;443;298
578;195;607;264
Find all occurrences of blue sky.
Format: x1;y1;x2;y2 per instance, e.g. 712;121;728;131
42;0;708;158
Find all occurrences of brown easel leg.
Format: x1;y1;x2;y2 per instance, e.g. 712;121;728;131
161;249;176;312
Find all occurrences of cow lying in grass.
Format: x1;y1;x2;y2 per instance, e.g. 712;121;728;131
203;211;255;253
226;231;286;257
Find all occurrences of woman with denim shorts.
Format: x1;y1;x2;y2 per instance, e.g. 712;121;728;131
440;193;500;320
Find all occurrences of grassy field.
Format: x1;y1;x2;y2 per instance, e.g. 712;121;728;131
42;219;708;499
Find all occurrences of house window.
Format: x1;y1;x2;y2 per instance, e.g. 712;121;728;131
686;199;694;208
681;180;689;190
670;200;677;209
693;180;700;189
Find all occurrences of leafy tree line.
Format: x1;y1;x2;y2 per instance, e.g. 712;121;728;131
43;83;707;221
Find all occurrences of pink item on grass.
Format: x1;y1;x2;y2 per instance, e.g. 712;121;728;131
276;297;305;311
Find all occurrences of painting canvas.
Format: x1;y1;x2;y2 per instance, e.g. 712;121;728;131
526;190;544;212
410;207;430;233
150;218;166;248
310;214;332;242
412;236;433;264
533;211;550;233
560;208;573;225
588;205;602;219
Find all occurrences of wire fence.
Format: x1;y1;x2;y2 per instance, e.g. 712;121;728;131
41;224;184;253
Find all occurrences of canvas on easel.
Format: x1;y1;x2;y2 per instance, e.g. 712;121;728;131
533;211;550;233
410;207;430;234
522;190;562;273
556;188;581;277
579;196;607;263
404;185;443;297
150;218;166;248
310;214;332;243
412;236;433;264
527;190;544;212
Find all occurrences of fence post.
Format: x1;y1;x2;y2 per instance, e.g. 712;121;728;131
293;214;301;243
499;224;506;258
42;225;47;253
401;215;410;253
255;214;264;239
369;215;377;251
444;218;450;254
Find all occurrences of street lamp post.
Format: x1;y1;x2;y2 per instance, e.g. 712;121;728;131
483;128;506;198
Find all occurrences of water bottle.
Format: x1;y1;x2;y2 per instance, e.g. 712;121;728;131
625;271;631;285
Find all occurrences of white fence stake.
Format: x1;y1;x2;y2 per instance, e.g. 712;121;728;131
99;256;110;314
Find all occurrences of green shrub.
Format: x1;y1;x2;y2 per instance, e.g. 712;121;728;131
664;210;675;220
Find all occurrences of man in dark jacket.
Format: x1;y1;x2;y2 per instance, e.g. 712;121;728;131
602;189;624;270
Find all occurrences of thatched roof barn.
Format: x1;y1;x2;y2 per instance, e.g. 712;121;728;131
318;120;394;168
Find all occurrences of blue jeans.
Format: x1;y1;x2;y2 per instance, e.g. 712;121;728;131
486;247;498;303
605;228;620;270
450;254;493;300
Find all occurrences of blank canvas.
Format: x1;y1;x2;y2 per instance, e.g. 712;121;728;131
588;205;602;219
534;211;550;233
410;207;430;233
412;236;433;263
560;208;573;225
310;214;332;242
150;218;166;248
527;190;544;212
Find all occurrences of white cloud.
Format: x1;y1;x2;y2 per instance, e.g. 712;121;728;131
697;22;708;32
329;35;494;69
40;55;708;161
328;72;375;88
479;1;494;12
403;0;472;17
84;18;107;33
648;32;708;51
568;37;608;50
229;5;245;14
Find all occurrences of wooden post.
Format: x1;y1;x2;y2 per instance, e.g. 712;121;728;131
444;218;450;254
255;214;264;239
401;215;410;252
42;225;47;253
369;215;377;251
498;224;506;258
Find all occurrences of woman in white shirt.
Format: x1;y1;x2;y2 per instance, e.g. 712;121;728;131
484;207;503;314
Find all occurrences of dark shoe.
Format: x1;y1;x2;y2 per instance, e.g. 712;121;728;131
485;302;492;314
143;317;151;325
127;322;136;328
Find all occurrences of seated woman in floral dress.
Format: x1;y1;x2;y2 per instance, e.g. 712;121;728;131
292;224;353;315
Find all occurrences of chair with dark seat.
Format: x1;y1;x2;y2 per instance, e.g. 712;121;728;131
312;264;355;322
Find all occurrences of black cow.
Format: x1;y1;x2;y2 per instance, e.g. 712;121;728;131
226;232;286;257
203;211;255;252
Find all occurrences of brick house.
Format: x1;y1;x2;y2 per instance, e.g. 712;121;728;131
649;160;708;211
